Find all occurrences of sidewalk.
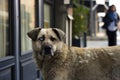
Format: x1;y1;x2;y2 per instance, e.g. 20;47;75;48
86;31;120;48
87;40;107;48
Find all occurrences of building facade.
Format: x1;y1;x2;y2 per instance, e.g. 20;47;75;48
0;0;73;80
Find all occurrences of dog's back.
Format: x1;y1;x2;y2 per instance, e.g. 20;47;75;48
68;46;120;80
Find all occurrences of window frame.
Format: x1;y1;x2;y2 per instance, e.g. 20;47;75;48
0;0;45;80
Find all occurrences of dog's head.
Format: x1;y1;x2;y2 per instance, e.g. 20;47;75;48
27;28;65;57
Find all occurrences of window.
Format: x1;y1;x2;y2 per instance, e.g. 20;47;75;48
20;0;35;53
44;4;51;28
0;0;9;57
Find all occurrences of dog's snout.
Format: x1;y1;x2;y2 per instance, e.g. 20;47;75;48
42;45;54;56
43;45;52;55
44;46;51;51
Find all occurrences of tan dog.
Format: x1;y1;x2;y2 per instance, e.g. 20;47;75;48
27;28;120;80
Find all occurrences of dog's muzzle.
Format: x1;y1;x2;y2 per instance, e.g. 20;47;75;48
42;45;54;56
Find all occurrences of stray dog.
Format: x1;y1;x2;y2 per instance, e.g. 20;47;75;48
27;28;120;80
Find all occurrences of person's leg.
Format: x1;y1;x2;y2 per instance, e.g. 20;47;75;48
107;30;111;46
112;31;117;46
107;31;117;46
108;32;112;46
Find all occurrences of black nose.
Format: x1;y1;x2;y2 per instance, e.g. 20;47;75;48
44;46;52;54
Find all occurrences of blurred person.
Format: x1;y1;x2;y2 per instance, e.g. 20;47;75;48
103;5;120;46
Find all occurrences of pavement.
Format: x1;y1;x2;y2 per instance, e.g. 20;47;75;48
87;40;108;48
86;31;120;48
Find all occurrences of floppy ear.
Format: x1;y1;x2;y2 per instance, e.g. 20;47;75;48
52;28;65;41
27;27;41;41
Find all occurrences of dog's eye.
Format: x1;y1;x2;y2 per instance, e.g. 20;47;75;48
50;36;56;41
38;36;45;41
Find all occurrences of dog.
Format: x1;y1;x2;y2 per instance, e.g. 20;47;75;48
27;28;120;80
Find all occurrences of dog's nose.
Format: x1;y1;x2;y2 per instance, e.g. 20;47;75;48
44;46;52;54
45;46;51;50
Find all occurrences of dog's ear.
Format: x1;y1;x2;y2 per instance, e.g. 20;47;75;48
52;28;65;41
27;28;41;41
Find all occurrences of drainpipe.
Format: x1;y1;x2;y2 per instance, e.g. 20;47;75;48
90;0;93;36
67;14;73;48
39;0;44;28
14;0;20;80
66;7;74;49
36;1;44;80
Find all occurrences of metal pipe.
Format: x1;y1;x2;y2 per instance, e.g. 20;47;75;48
14;0;20;80
39;0;44;28
83;32;87;47
90;0;93;36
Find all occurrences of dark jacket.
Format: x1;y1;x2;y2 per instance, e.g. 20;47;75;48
102;12;120;29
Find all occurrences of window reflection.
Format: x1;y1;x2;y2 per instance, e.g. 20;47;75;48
44;4;51;28
0;0;9;57
20;0;35;53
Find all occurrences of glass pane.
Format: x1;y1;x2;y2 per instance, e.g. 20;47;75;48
44;4;51;28
20;0;35;53
0;0;9;57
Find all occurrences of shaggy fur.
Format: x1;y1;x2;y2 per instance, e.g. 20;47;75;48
27;28;120;80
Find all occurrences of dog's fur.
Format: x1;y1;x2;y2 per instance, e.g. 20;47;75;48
27;28;120;80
